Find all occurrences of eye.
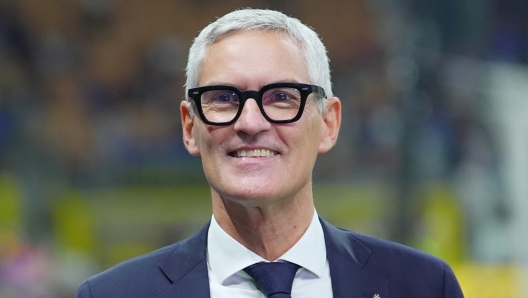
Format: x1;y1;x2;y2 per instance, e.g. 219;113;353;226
202;90;239;104
273;92;291;101
263;88;301;105
215;92;237;103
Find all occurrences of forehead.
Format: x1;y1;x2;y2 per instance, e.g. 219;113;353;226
198;30;310;88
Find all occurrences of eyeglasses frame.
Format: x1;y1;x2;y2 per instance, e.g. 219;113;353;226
187;82;326;126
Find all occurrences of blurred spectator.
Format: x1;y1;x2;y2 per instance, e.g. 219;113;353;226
0;230;51;298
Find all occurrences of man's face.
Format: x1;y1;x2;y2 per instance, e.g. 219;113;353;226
181;30;340;206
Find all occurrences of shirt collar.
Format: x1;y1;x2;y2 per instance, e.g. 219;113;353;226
207;210;327;284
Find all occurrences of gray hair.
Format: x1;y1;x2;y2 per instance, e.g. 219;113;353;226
185;8;332;112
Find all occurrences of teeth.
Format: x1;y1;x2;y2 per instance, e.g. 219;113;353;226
234;149;277;158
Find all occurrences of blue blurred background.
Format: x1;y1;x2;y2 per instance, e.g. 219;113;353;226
0;0;527;297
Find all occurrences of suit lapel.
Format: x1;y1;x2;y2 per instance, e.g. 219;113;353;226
321;218;389;298
153;222;211;298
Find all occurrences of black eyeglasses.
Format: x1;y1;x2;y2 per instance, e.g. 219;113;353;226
187;82;326;126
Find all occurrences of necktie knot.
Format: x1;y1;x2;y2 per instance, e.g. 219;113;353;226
244;261;300;298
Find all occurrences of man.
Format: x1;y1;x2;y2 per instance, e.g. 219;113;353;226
75;8;464;298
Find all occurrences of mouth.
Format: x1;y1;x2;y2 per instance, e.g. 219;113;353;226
228;149;279;158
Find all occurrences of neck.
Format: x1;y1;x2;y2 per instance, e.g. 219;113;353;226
212;187;314;261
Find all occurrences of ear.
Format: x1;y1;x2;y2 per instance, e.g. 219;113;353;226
181;101;201;156
318;97;341;153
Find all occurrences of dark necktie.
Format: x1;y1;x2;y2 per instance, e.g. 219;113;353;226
244;261;300;298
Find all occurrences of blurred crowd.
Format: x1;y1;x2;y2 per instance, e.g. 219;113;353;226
0;0;526;297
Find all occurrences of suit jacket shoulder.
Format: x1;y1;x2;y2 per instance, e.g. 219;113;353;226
75;223;211;298
321;219;464;298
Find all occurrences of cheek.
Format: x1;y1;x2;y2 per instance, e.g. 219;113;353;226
198;125;230;156
191;122;218;157
303;113;324;145
285;116;323;155
191;124;204;152
196;128;213;155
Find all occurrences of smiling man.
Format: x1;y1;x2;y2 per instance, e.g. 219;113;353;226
75;9;464;298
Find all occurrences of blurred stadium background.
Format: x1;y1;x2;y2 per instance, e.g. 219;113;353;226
0;0;527;297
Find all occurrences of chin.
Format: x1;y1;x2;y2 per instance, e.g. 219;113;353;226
230;189;278;203
215;185;281;205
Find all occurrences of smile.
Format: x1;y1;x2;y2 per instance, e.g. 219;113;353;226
230;149;279;158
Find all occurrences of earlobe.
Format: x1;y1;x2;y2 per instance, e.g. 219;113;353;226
318;97;341;153
181;101;201;156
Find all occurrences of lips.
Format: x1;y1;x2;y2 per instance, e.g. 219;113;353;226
229;149;279;158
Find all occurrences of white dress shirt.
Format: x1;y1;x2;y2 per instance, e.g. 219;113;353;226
207;211;333;298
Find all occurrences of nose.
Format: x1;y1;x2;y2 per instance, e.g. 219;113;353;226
233;98;271;134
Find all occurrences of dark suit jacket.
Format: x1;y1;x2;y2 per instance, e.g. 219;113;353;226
75;218;464;298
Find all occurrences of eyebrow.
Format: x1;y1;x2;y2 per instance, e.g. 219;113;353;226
200;79;303;90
